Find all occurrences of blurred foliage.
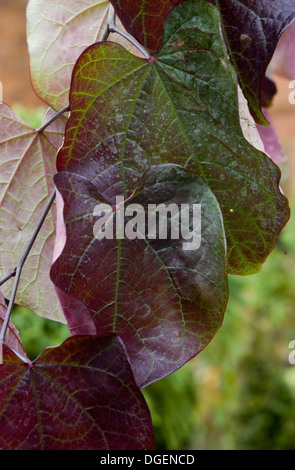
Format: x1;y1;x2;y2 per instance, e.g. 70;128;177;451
11;103;45;128
7;106;295;450
11;305;69;360
142;365;198;450
144;197;295;450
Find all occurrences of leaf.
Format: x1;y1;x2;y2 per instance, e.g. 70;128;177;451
0;292;27;358
51;164;228;387
109;0;187;54
0;105;66;322
0;335;154;450
216;0;295;125
256;110;286;166
237;85;286;166
56;0;289;277
270;21;295;80
26;0;109;110
26;0;143;111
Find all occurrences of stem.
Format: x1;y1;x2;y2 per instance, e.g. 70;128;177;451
107;5;151;60
37;105;70;135
0;189;56;344
0;270;16;288
100;4;116;41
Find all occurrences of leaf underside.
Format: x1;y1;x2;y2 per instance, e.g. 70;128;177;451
0;105;67;322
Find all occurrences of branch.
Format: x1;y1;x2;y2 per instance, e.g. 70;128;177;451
0;188;56;344
100;3;116;41
37;104;70;135
107;5;152;60
0;270;16;288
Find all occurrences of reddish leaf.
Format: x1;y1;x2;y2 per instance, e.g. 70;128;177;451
0;104;67;322
216;0;295;124
27;0;143;111
0;335;154;450
51;165;228;387
109;0;186;54
56;0;289;276
0;292;27;358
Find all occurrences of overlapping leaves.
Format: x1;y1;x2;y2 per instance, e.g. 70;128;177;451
109;0;186;53
216;0;295;125
51;0;289;386
51;165;228;387
26;0;143;111
0;335;153;450
0;105;66;321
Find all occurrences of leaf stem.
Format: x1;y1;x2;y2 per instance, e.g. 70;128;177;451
0;188;56;344
0;270;16;288
37;105;70;135
100;4;115;41
107;4;152;60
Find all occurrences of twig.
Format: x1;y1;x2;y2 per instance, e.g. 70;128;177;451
107;4;152;60
0;269;16;288
0;188;56;344
37;104;70;135
100;4;116;41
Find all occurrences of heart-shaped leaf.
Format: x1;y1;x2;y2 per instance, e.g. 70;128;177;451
51;164;228;387
0;105;66;322
26;0;143;111
56;0;289;277
0;335;154;450
26;0;110;110
216;0;295;124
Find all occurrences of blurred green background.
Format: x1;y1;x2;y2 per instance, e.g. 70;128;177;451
8;100;295;451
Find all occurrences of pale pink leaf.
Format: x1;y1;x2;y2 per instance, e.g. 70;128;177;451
0;103;66;322
26;0;142;111
269;22;295;80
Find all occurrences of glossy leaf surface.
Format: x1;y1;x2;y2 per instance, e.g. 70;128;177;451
51;164;228;387
57;0;289;276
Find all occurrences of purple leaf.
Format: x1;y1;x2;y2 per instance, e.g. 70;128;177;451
270;21;295;80
109;0;187;54
0;291;27;359
51;165;228;387
0;335;154;450
216;0;295;124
